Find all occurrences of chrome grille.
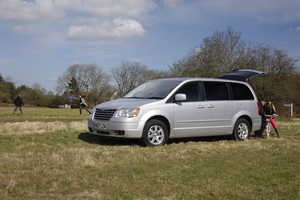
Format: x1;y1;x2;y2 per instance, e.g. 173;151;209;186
94;108;117;121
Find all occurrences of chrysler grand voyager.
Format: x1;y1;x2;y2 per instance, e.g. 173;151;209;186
88;69;264;146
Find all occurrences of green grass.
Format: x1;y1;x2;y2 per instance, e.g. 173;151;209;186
0;107;91;122
0;107;300;199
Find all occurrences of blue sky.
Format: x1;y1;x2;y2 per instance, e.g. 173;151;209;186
0;0;299;92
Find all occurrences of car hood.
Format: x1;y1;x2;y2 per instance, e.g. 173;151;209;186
95;98;160;110
218;69;265;82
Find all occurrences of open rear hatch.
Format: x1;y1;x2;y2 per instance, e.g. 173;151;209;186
218;69;265;82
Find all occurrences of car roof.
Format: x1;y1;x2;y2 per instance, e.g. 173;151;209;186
150;77;225;83
149;69;265;83
218;69;265;82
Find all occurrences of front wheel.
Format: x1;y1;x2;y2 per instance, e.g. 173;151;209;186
233;118;251;140
140;119;169;147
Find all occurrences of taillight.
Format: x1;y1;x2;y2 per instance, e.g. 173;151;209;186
257;102;260;115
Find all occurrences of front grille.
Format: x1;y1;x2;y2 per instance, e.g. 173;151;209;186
94;108;117;121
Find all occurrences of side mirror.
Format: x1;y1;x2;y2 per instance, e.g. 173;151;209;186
175;93;186;101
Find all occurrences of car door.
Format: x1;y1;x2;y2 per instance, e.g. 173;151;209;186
173;81;210;137
202;81;236;135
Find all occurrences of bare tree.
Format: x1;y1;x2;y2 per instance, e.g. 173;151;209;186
56;63;102;93
56;63;111;106
56;64;82;95
85;64;111;106
110;61;150;97
170;27;247;78
31;83;47;106
146;69;170;79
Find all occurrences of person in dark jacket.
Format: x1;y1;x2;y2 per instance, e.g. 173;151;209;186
12;94;24;114
254;98;266;138
74;95;91;115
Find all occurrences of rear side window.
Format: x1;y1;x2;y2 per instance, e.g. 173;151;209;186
203;81;229;100
230;83;254;100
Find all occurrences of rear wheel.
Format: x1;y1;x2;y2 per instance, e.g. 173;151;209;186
141;119;169;147
233;118;250;140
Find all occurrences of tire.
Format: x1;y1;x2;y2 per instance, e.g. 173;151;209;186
141;119;169;147
233;118;251;140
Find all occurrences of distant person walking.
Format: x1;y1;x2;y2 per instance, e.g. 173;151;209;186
74;95;91;115
12;94;24;115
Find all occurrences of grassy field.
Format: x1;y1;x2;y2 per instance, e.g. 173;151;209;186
0;107;300;199
0;107;91;122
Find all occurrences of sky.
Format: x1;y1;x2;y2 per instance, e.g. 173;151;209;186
0;0;300;92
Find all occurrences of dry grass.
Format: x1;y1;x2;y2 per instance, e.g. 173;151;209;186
1;121;86;135
0;107;90;122
0;107;300;199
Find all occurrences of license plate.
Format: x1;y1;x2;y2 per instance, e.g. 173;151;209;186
94;123;107;129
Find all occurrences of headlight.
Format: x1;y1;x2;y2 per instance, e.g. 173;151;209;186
116;108;140;118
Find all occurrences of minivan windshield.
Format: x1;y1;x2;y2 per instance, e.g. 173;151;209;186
124;79;182;99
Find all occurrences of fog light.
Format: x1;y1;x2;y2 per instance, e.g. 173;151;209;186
114;130;125;135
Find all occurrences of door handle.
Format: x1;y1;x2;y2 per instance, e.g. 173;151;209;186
207;104;215;108
197;105;205;108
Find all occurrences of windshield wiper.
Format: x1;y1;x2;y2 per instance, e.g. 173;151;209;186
123;96;163;99
124;97;146;99
147;97;164;99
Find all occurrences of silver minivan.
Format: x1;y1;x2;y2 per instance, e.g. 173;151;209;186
88;69;264;146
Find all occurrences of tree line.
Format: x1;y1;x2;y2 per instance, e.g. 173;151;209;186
1;27;299;116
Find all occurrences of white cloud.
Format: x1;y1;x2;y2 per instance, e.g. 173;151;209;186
67;0;156;19
163;0;183;8
287;27;294;33
0;0;156;21
0;0;155;41
12;25;27;35
68;17;146;40
286;27;300;33
0;0;65;21
157;0;300;25
47;78;57;81
1;0;299;45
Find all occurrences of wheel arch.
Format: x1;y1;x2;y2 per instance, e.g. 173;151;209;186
146;115;171;137
231;114;253;133
238;115;253;132
233;117;252;140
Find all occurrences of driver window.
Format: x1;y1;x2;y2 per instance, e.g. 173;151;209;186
177;82;201;102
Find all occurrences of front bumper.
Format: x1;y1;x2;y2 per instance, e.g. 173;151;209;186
88;118;143;139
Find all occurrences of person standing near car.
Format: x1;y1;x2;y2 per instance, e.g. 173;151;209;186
74;95;91;115
254;98;266;138
265;101;280;138
12;94;24;115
